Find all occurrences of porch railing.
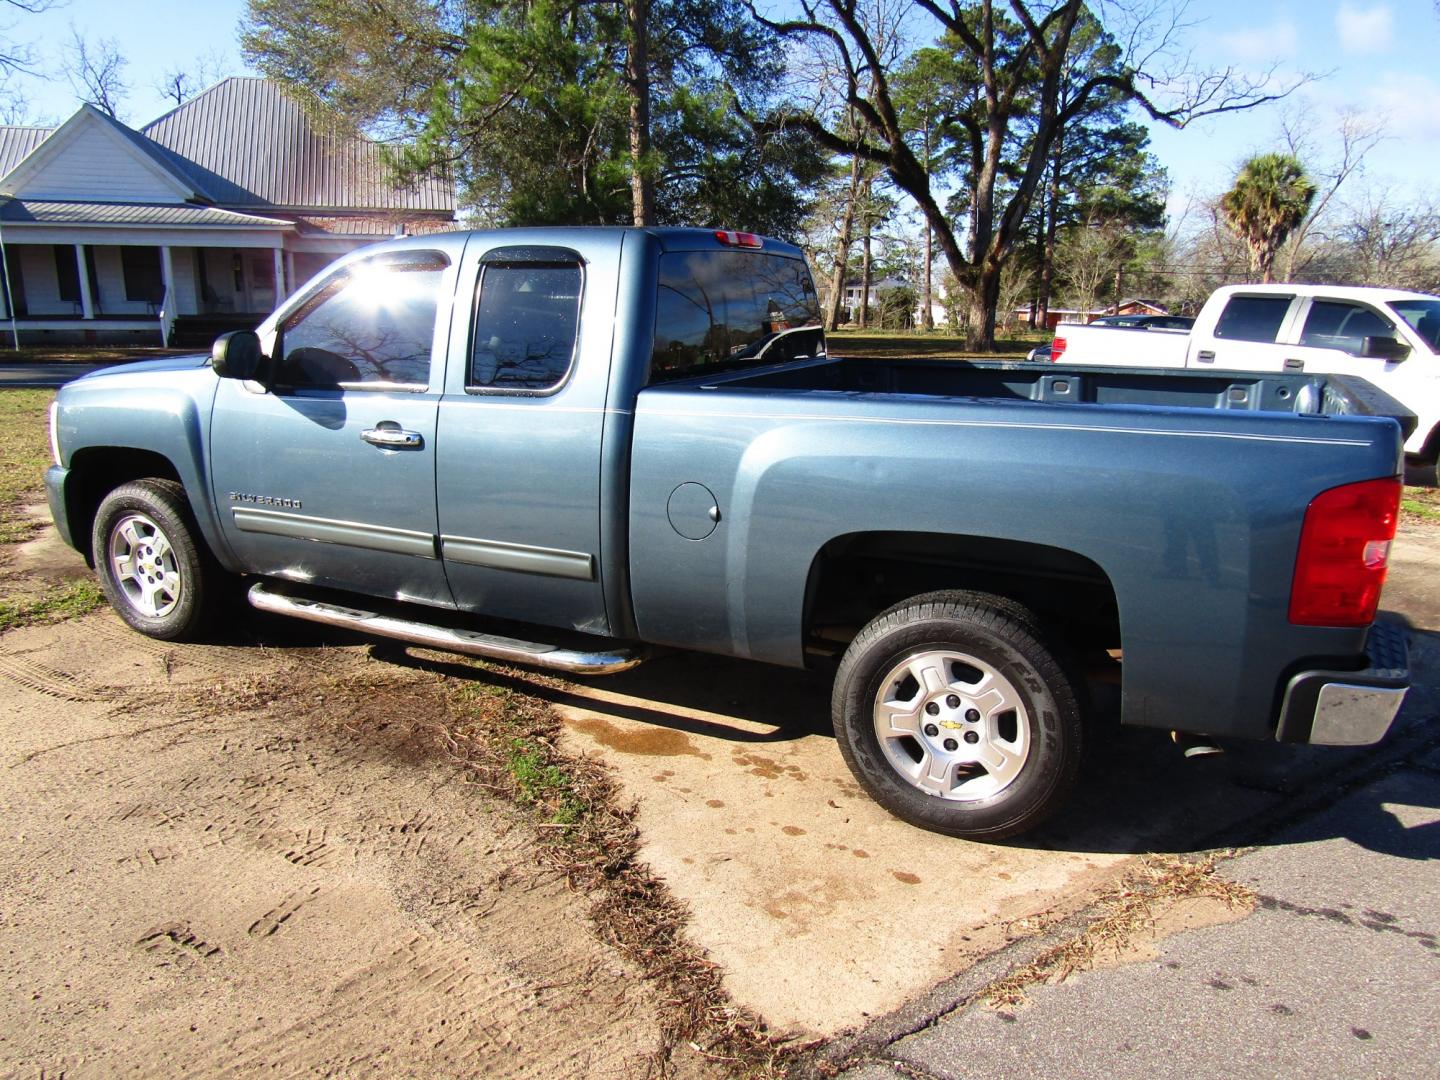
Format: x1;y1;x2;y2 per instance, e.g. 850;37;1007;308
158;286;174;348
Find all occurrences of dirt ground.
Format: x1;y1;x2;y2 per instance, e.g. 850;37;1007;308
0;611;666;1077
1;500;1435;1074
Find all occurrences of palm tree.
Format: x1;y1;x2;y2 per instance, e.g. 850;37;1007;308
1220;154;1317;283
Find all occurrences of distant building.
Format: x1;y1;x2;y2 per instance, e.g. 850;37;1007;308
0;77;455;346
1015;298;1169;331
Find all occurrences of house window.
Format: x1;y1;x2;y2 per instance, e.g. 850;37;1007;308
53;245;100;310
122;247;164;304
54;246;80;303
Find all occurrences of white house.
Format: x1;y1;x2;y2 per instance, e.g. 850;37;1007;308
0;77;455;346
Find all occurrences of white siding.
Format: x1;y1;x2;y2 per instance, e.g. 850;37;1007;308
172;247;199;315
10;119;186;203
15;244;71;315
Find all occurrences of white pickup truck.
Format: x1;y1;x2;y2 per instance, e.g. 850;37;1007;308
1049;284;1440;460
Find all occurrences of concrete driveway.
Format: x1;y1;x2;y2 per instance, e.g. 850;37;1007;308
466;522;1440;1037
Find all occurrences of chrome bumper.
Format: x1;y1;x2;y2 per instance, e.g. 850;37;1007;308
1275;618;1410;745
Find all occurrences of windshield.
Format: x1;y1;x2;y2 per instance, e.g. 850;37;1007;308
1387;299;1440;352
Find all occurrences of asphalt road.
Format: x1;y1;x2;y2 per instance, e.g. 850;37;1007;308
0;363;112;387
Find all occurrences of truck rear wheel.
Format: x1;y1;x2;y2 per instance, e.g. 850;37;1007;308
92;479;219;642
832;590;1082;841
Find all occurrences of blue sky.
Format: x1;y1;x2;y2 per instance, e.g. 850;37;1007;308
1144;0;1440;227
9;0;1439;228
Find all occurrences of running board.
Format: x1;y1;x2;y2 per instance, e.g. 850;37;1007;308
247;582;645;675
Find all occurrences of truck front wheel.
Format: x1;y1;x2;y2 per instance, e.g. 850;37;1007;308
832;590;1083;841
92;479;219;641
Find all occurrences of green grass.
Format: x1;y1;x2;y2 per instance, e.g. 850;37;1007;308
0;389;55;545
453;682;591;827
828;329;1041;360
1402;487;1440;523
0;579;104;632
506;737;587;825
0;345;189;364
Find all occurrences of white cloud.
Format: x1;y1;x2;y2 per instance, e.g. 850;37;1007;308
1361;73;1440;138
1336;2;1394;53
1217;20;1300;62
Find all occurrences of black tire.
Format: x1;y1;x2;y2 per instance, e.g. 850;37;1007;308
831;590;1082;841
91;479;219;642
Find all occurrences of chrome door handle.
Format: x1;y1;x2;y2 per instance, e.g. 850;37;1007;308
361;424;423;448
1196;350;1216;362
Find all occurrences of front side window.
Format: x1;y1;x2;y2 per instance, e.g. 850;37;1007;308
1213;295;1292;343
273;251;449;390
468;260;582;392
1300;300;1397;356
1388;299;1440;352
651;251;822;383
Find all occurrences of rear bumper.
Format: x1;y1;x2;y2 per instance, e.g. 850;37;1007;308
1274;618;1409;745
44;465;77;551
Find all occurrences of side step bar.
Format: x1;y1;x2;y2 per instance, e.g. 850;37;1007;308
247;582;645;675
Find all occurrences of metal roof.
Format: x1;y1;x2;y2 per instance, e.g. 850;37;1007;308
292;213;459;237
142;77;454;214
0;199;293;228
0;126;53;177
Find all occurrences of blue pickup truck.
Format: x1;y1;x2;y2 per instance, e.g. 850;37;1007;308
45;228;1411;839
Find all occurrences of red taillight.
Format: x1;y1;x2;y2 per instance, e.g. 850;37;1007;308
1051;336;1066;361
714;230;763;249
1289;477;1400;626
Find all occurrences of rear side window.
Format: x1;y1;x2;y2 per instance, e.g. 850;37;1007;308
1300;301;1396;356
1213;295;1292;343
469;261;582;392
275;251;448;390
651;251;821;383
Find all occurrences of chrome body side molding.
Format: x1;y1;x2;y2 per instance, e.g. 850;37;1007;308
440;535;595;580
232;507;437;559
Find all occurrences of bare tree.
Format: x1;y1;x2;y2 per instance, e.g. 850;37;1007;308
0;0;57;116
155;49;234;107
65;27;129;119
826;152;863;328
1057;219;1130;317
1279;110;1384;281
1335;190;1440;290
749;0;1304;349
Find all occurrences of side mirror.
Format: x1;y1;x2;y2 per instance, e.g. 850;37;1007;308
1360;335;1410;361
212;330;264;380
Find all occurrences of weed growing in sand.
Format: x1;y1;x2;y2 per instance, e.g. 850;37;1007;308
0;579;103;632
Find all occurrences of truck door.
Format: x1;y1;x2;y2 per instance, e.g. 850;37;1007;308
1279;296;1439;452
209;245;462;608
433;236;619;636
1188;293;1298;372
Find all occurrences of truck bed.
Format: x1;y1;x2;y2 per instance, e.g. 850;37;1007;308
711;356;1417;437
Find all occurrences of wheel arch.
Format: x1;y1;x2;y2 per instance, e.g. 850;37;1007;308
63;447;210;567
803;530;1122;661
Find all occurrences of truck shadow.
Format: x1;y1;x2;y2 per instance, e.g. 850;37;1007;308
235;609;1438;860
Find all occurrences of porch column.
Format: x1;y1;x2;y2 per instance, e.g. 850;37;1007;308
273;246;285;303
284;251;296;300
159;246;175;308
158;245;176;348
74;244;94;319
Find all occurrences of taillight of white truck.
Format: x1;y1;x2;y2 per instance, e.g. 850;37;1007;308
1050;336;1066;361
1289;477;1401;627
